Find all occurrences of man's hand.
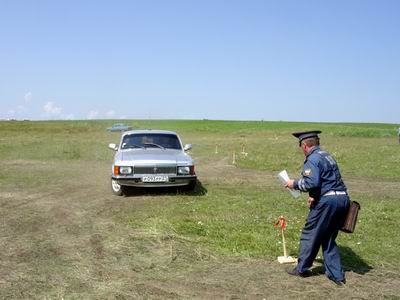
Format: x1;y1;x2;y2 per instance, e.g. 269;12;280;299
307;197;315;208
285;179;294;189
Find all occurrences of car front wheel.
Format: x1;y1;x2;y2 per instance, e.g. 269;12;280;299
184;180;197;191
111;179;125;196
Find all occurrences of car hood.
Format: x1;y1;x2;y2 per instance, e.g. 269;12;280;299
115;149;193;165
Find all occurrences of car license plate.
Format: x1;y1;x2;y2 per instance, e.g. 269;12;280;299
142;175;169;183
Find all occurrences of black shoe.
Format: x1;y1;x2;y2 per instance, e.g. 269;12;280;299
286;267;311;277
328;276;346;286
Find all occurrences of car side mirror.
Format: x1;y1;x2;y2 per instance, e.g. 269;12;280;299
108;143;118;151
183;144;192;151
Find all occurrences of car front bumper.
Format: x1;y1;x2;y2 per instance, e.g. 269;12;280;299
112;175;197;187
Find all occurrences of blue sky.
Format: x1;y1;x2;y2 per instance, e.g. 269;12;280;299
1;0;399;123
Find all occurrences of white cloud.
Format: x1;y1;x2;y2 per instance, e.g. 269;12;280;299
3;94;31;119
65;114;75;120
105;110;115;118
6;105;26;119
24;92;32;103
44;101;62;115
7;109;16;116
87;111;99;120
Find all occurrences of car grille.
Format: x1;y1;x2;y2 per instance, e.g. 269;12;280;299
134;166;177;175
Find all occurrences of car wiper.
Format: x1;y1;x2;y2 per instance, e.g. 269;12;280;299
143;143;165;149
123;144;144;149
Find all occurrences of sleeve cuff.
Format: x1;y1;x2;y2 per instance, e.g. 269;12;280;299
293;180;299;190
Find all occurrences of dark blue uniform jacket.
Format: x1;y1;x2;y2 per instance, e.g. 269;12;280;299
293;146;347;199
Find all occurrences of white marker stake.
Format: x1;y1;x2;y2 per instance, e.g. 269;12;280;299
241;144;248;157
281;224;288;257
215;144;218;154
232;151;236;164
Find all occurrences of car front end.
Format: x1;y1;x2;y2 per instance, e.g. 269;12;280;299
112;160;196;188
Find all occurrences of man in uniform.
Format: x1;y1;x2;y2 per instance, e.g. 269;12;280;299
285;130;350;286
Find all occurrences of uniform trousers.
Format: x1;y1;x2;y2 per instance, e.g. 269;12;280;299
296;194;349;281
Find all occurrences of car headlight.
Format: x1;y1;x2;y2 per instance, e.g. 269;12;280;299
178;166;195;175
116;166;133;175
177;166;190;175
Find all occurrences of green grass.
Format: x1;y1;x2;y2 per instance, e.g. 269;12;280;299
125;185;304;258
233;135;400;179
124;184;400;267
1;119;399;270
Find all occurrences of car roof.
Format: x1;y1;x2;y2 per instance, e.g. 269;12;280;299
121;129;178;136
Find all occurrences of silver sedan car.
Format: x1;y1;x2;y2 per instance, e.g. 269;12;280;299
106;123;133;132
108;130;197;196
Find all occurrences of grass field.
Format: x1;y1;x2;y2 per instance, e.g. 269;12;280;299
1;119;399;299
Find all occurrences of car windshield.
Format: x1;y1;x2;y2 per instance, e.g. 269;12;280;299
121;133;182;150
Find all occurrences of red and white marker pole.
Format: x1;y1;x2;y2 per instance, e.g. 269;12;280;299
276;215;297;264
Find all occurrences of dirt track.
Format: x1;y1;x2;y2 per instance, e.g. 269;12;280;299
1;158;400;299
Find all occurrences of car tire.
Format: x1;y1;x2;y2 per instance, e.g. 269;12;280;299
111;178;126;196
185;180;197;191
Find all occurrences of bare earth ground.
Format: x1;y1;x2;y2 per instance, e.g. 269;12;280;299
1;157;400;299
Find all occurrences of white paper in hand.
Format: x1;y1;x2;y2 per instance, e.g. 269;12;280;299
278;170;301;199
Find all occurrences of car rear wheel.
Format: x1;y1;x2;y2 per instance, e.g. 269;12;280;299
111;179;126;196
